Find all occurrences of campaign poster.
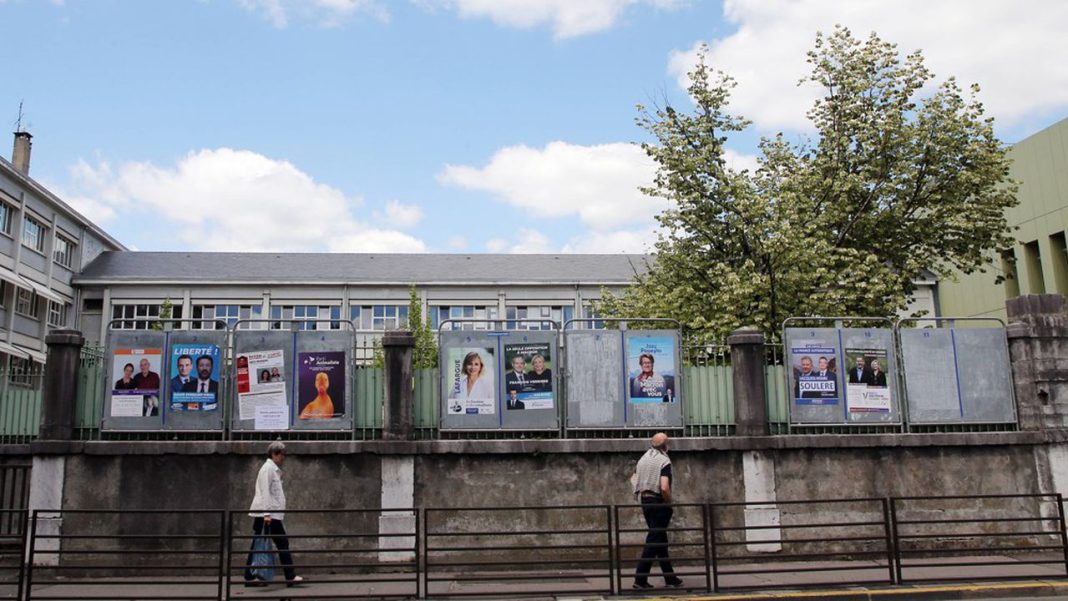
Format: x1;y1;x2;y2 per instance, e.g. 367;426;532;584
110;348;162;417
627;336;677;403
445;346;496;415
297;351;345;419
790;339;839;405
502;343;553;410
844;347;892;414
236;350;288;422
169;344;220;412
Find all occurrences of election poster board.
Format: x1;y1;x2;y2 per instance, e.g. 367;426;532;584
499;330;560;431
439;330;501;430
623;330;685;429
564;330;626;429
291;328;353;431
785;328;842;424
232;330;295;431
103;328;166;431
164;328;227;431
840;327;900;424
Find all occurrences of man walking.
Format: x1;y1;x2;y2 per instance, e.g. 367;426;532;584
632;432;683;589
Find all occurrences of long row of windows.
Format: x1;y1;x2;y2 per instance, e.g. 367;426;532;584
109;303;598;331
0;200;78;268
0;280;69;327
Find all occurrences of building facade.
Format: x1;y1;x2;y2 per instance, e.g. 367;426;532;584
938;116;1068;319
0;133;124;376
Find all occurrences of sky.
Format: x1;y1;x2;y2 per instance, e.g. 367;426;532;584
2;0;1066;255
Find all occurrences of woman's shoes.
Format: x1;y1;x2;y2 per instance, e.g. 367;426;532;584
244;577;268;588
286;575;307;588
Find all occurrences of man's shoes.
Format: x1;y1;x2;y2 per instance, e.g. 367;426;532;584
665;577;684;587
632;581;654;589
244;578;268;588
286;575;307;588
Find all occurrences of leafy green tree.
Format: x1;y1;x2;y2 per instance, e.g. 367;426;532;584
150;297;173;331
598;27;1017;342
408;285;438;369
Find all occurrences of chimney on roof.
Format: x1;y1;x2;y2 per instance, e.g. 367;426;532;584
12;131;32;174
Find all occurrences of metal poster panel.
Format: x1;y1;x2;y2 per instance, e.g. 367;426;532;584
103;330;166;430
624;330;684;429
785;327;843;424
950;328;1016;423
232;330;294;432
565;330;625;429
292;329;353;431
840;328;901;424
499;331;559;430
165;329;227;431
439;331;500;430
899;328;962;423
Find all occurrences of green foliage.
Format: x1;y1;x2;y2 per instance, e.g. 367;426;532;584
151;297;174;331
599;27;1017;342
408;285;438;368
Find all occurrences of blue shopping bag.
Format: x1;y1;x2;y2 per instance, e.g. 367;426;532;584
249;536;276;582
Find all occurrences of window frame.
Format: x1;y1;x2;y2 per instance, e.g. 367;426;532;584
21;214;46;254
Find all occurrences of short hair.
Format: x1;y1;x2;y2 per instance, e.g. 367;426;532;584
196;355;214;369
123;362;135;371
267;441;286;457
177;354;193;364
639;353;655;365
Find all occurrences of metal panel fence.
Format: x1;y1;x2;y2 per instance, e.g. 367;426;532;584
13;494;1068;599
0;365;44;445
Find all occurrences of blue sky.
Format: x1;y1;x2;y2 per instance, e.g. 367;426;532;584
2;0;1066;254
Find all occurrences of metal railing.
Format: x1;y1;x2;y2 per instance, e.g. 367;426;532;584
11;494;1068;599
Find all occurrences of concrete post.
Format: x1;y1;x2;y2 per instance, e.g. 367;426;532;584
728;327;769;436
382;330;415;441
1006;294;1068;431
39;329;84;441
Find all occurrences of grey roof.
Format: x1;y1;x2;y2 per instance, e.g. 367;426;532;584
75;252;652;285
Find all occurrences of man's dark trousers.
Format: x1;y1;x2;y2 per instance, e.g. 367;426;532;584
244;517;296;581
635;497;675;583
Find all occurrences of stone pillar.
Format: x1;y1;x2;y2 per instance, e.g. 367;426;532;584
382;330;415;441
39;329;84;441
1006;294;1068;431
728;327;769;436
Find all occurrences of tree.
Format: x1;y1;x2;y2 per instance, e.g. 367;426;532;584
598;27;1017;342
150;297;174;331
408;285;438;369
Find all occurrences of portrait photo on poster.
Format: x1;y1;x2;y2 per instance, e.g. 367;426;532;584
844;347;892;414
627;336;677;403
790;339;840;405
169;343;221;413
446;346;496;415
110;348;162;418
503;342;554;410
297;351;345;419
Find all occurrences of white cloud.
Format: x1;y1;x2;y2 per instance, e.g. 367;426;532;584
237;0;388;28
377;199;424;228
430;0;680;38
67;148;426;253
439;141;664;230
448;235;468;250
484;228;555;254
562;227;658;254
671;0;1068;131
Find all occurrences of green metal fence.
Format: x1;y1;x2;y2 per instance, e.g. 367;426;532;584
0;366;44;444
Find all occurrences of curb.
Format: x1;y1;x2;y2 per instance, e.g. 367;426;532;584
617;579;1068;601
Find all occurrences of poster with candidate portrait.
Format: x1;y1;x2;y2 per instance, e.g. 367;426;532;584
626;336;677;404
110;348;162;417
502;342;553;411
169;344;220;412
445;346;496;415
844;347;892;414
297;351;345;419
236;349;288;422
790;339;840;405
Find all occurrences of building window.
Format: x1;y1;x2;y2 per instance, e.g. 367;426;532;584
22;215;46;253
15;288;37;318
0;201;11;236
48;301;68;328
0;280;6;309
83;298;104;312
351;305;409;330
430;305;498;330
8;357;38;388
582;304;605;330
53;235;75;268
505;305;571;330
193;304;262;329
111;303;184;330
